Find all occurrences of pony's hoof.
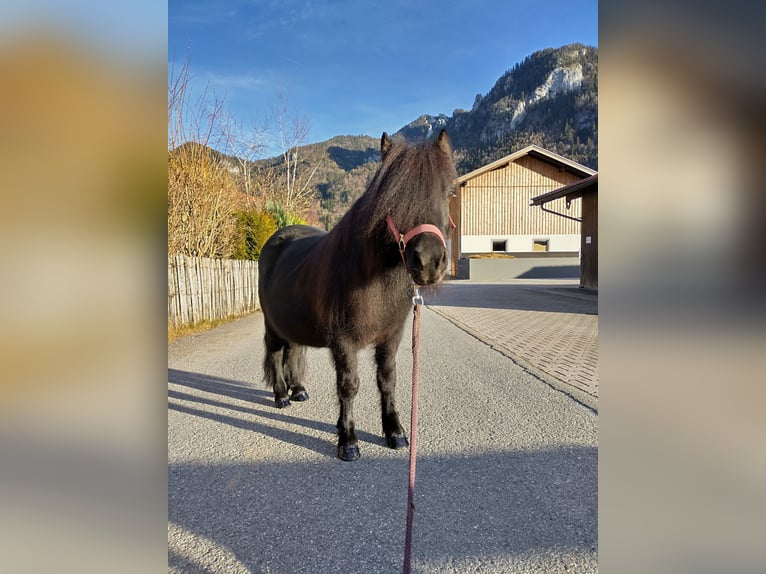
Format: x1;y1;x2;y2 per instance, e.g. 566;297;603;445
275;397;291;409
386;435;409;450
291;390;309;402
338;444;360;461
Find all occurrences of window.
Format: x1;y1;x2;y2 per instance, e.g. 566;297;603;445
533;239;549;252
491;239;507;252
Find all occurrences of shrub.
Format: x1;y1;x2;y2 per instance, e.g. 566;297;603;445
168;143;239;257
232;209;278;260
266;202;307;229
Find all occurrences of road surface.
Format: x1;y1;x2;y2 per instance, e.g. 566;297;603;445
168;305;597;573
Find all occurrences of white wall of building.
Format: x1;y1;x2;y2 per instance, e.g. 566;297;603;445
461;233;580;254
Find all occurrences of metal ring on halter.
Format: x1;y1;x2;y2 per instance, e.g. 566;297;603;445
412;286;424;306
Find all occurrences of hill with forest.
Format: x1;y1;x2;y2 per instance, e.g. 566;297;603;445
253;43;598;228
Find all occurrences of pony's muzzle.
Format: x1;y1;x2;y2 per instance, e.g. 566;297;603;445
407;236;448;285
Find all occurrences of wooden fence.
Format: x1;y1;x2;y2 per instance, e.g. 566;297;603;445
168;254;259;328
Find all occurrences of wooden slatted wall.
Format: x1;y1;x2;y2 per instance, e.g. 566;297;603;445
168;254;259;328
461;156;582;236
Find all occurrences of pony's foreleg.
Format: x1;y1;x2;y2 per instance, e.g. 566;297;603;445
331;342;361;461
283;345;309;402
375;337;408;450
264;328;291;408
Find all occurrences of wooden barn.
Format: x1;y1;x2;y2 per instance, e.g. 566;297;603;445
448;145;596;278
531;174;598;289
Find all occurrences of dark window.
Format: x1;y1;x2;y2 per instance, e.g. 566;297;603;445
491;239;507;252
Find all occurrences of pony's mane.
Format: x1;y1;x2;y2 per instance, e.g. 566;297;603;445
336;136;457;244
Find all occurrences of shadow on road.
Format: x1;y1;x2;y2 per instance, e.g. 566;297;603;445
426;281;598;314
168;447;597;573
168;369;389;459
168;368;273;406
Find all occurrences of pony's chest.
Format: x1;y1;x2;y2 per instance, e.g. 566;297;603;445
342;285;411;344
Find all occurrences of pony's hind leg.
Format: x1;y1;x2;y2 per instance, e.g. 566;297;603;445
263;326;291;408
283;345;309;402
375;337;408;449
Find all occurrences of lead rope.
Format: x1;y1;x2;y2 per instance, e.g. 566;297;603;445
403;286;424;574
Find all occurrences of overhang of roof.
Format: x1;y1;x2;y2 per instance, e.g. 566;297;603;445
457;144;596;185
530;173;598;207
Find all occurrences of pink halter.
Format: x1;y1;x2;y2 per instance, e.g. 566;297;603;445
385;214;455;264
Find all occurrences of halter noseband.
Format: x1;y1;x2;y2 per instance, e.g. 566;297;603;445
385;214;454;264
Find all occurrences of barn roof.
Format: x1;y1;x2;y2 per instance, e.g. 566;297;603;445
530;173;598;207
457;144;596;184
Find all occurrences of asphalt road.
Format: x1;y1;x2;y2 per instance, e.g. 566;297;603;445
168;307;598;573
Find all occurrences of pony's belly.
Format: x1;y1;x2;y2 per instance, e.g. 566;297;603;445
263;296;329;348
263;287;408;350
277;322;328;348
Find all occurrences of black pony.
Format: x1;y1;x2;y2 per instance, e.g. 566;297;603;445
257;130;457;461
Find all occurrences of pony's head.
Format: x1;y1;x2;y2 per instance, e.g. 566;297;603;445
366;129;457;286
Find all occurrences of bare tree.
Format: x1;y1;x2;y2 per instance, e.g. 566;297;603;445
168;51;239;257
168;51;224;151
218;111;269;210
270;91;321;215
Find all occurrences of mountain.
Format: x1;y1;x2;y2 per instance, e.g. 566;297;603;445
255;43;597;228
393;43;597;172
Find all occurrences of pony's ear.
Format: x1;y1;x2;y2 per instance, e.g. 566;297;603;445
435;129;452;157
380;132;392;160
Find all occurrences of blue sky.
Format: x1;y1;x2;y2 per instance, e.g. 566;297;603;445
1;2;165;59
169;0;597;156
